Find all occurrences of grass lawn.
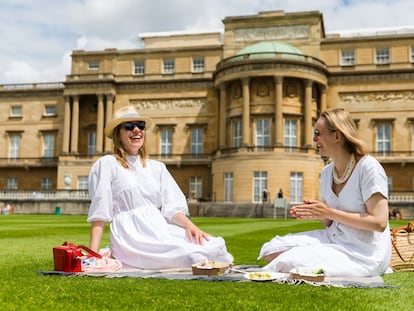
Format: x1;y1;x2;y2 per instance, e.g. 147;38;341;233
0;215;412;311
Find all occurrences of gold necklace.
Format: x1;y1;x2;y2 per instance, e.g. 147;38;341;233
333;153;355;185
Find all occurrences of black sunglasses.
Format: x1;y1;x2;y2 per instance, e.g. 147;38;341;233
121;121;146;131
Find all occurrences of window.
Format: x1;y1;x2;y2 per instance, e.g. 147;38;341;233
189;176;203;200
77;176;89;190
7;178;18;190
387;176;393;194
134;61;145;75
11;105;22;117
253;171;267;203
44;105;56;116
284;119;297;150
88;61;100;70
41;178;53;190
43;133;55;158
9;134;21;159
290;172;303;203
233;119;242;147
411;47;414;63
340;50;355;66
160;128;173;157
87;132;96;155
377;124;391;155
224;172;234;203
190;128;203;155
163;59;175;74
256;119;270;147
192;57;205;73
376;48;390;64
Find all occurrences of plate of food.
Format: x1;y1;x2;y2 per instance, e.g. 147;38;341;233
244;271;286;282
289;267;325;282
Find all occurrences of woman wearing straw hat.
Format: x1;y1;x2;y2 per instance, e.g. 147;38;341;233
87;105;233;269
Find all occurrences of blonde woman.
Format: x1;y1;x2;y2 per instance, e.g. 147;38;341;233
258;108;391;277
87;105;233;269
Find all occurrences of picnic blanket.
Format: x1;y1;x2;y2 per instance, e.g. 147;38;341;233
39;265;392;288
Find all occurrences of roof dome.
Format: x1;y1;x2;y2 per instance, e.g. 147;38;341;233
237;42;305;60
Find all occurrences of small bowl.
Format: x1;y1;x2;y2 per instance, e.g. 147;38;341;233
289;267;325;282
192;261;231;275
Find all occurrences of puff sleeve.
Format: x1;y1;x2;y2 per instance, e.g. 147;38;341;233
87;155;116;222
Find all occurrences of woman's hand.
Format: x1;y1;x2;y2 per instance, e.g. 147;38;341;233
185;222;210;245
172;212;210;245
291;193;389;232
290;199;330;220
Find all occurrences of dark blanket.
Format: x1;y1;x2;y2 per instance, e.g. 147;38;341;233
39;265;392;288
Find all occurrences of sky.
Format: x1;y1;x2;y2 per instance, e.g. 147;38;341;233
1;0;414;85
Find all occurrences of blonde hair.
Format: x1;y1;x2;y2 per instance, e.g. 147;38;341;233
321;108;369;156
112;126;148;168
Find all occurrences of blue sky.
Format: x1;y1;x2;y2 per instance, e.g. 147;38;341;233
1;0;413;84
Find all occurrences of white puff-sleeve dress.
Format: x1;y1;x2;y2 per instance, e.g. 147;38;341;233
258;155;391;277
87;155;233;269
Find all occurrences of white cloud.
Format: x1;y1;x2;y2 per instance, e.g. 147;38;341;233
4;61;40;84
0;0;413;84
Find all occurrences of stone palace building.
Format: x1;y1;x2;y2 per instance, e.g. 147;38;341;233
1;10;414;207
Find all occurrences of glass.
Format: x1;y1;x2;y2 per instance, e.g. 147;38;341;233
313;129;336;137
122;121;146;131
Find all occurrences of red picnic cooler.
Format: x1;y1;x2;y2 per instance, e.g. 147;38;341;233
53;242;83;272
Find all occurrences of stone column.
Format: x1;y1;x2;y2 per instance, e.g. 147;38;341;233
70;95;79;153
320;85;327;114
242;78;250;146
304;79;313;148
62;96;71;153
96;94;104;153
274;76;283;146
219;84;227;149
104;94;114;152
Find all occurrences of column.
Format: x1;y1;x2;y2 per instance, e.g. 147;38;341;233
62;96;71;153
96;94;104;153
241;78;250;146
70;95;79;153
320;85;327;114
274;76;283;146
304;79;313;148
104;94;114;152
219;84;227;149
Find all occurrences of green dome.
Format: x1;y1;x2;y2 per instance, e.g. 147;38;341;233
236;42;305;60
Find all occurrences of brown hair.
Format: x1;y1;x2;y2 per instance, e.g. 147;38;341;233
321;108;369;156
112;126;148;168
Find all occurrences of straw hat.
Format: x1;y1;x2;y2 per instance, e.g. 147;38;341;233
104;105;152;138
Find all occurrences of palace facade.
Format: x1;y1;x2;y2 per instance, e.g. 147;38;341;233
1;10;414;205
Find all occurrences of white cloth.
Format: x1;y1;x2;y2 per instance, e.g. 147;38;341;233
258;155;392;277
87;155;233;269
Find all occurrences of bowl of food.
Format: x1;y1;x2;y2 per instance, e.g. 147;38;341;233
192;261;231;275
289;267;325;282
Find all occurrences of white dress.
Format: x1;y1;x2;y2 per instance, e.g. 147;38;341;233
258;155;391;277
87;155;233;269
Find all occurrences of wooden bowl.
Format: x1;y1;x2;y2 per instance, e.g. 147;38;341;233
192;261;231;275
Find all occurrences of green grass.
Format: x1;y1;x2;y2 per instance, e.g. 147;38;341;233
0;215;412;311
